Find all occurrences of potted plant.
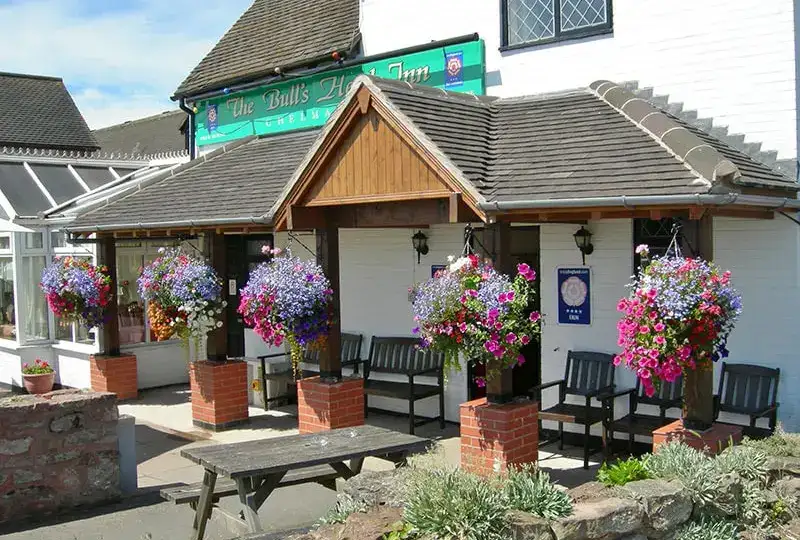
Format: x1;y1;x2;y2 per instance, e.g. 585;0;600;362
138;248;225;356
238;247;333;371
40;256;113;330
410;254;540;398
22;358;55;394
615;245;742;430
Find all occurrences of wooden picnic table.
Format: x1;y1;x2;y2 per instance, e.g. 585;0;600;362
176;425;431;540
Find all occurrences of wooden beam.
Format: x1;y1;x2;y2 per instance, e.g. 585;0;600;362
357;87;371;114
98;236;120;356
316;217;342;381
486;221;514;404
206;232;228;362
350;199;450;228
449;193;459;223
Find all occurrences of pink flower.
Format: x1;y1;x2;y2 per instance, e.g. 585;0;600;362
521;335;531;345
654;322;665;332
467;289;478;298
505;333;517;344
458;322;467;333
516;354;526;366
616;299;628;312
494;321;503;330
498;292;507;303
529;312;541;323
654;335;665;345
639;326;650;334
475;377;486;388
646;289;657;299
488;308;499;319
635;244;649;255
517;263;530;275
506;291;516;302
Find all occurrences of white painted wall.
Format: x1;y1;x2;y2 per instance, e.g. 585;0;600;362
361;0;797;160
124;342;191;389
53;347;92;389
714;216;800;431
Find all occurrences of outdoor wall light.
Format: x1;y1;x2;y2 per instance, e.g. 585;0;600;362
412;230;429;264
573;226;594;265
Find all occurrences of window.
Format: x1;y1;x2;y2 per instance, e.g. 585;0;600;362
501;0;613;49
0;251;14;341
633;218;698;271
22;256;48;340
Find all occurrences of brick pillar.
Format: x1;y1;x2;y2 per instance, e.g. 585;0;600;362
297;376;364;434
189;360;249;431
90;354;137;400
652;419;743;455
460;398;539;476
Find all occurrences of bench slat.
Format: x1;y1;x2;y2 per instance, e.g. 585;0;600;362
161;464;341;505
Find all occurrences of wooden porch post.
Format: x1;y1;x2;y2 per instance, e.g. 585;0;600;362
206;232;228;362
98;235;120;357
316;219;342;382
486;221;514;404
683;214;715;430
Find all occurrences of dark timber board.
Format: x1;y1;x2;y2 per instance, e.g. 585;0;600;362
181;425;430;479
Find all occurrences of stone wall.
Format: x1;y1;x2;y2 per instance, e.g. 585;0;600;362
0;389;121;524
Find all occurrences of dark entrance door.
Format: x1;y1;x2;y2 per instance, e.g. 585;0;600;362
225;234;273;358
468;226;541;400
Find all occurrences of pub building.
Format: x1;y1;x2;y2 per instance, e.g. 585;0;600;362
35;0;800;467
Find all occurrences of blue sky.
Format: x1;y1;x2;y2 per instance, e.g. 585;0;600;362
0;0;252;128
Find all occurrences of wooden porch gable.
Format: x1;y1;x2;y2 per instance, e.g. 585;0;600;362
273;84;487;231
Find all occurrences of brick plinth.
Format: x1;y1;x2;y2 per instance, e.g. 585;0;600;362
460;398;539;476
653;419;743;454
297;376;364;434
90;354;137;400
189;360;249;431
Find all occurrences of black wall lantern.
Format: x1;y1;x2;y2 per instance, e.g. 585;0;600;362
573;226;594;265
412;230;429;263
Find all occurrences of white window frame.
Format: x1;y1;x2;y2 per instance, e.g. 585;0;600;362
0;233;15;347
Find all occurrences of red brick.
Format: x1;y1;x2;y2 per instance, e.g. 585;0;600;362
459;398;539;476
189;360;249;430
297;377;364;434
652;419;743;455
89;355;137;400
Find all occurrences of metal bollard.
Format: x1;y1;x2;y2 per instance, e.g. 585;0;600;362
117;414;137;494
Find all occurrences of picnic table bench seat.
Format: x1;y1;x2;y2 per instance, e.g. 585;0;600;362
161;464;342;508
361;336;445;435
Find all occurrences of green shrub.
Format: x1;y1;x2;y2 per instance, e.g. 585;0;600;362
715;446;768;485
644;441;721;509
597;456;652;486
742;425;800;458
505;465;572;519
674;518;738;540
319;493;368;525
404;467;510;540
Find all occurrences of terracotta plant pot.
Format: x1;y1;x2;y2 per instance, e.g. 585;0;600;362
22;372;55;394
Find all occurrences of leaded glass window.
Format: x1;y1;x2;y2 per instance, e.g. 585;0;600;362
502;0;612;48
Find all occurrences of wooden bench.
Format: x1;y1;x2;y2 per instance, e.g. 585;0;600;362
361;336;445;435
256;333;363;405
530;350;616;469
714;362;780;439
602;376;682;457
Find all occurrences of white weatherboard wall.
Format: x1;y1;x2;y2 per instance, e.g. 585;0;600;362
361;0;797;160
124;342;191;390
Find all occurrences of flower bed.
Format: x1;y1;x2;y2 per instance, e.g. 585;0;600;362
40;256;112;329
410;255;540;386
238;248;332;367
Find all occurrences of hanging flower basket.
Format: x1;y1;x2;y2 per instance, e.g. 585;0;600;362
615;244;742;428
137;248;225;346
411;254;541;388
40;256;112;330
238;248;333;369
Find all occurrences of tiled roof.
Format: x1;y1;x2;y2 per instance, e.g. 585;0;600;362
69;130;319;230
366;77;795;202
173;0;361;98
0;72;98;151
92;110;187;156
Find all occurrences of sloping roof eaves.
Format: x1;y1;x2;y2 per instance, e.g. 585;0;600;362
68;130;320;231
173;0;360;98
0;72;99;151
92;110;187;156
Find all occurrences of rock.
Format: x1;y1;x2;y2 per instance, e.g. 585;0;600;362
0;437;32;456
341;469;410;508
550;498;644;540
619;479;692;537
774;476;800;503
508;510;555;540
49;413;84;433
566;481;616;503
618;535;647;540
309;506;404;540
766;456;800;479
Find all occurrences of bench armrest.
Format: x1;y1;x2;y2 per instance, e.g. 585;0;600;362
597;387;635;402
753;404;779;419
257;352;290;360
586;385;615;399
528;379;565;401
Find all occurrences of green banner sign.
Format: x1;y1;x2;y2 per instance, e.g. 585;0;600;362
195;40;485;146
